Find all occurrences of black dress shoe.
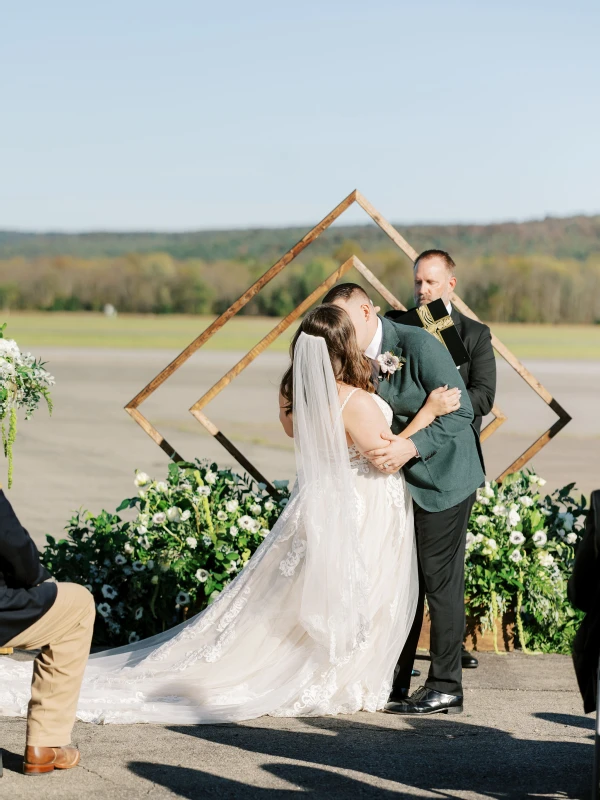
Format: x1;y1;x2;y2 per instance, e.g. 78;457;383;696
461;644;478;669
387;687;409;703
384;686;463;715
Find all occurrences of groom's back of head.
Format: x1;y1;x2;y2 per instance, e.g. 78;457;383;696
322;283;371;305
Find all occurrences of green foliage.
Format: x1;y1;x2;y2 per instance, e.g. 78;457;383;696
465;470;588;654
43;461;291;647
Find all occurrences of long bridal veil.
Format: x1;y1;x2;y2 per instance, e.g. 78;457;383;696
0;331;415;724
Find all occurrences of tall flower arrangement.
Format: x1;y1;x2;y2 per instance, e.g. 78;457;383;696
465;470;587;654
43;461;290;646
0;324;54;487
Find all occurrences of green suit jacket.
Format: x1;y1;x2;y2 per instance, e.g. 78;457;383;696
376;315;485;512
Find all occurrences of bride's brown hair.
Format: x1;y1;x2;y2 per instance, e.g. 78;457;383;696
279;304;375;414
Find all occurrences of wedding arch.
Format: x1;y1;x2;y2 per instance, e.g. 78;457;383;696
124;190;571;495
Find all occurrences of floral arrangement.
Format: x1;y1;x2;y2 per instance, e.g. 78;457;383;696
0;324;54;487
465;470;587;654
42;460;290;646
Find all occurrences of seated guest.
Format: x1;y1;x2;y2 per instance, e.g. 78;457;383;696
568;490;600;714
412;249;497;669
0;488;95;775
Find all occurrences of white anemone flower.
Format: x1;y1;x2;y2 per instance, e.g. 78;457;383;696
566;532;578;544
124;542;134;554
97;602;111;617
238;515;254;531
176;591;191;605
205;471;217;485
152;512;167;525
137;525;148;535
264;501;275;512
202;535;213;546
229;526;239;537
225;499;239;513
135;607;143;620
134;472;150;487
249;503;262;516
156;481;169;493
181;509;191;522
115;554;127;566
492;504;507;517
519;496;534;508
132;561;145;572
465;532;475;548
217;510;228;521
260;528;270;537
186;536;198;549
509;532;526;546
101;584;118;599
197;486;211;497
532;530;547;547
475;515;490;526
195;569;209;582
509;550;523;563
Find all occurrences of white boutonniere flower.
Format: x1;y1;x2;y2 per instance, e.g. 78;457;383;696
376;350;405;381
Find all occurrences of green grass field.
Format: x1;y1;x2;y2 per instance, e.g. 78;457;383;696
3;312;600;359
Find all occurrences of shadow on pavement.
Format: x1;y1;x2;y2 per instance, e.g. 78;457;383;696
533;712;595;730
123;714;594;799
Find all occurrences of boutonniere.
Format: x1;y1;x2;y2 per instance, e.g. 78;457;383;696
376;350;406;381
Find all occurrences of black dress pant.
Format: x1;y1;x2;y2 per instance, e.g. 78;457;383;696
392;492;476;697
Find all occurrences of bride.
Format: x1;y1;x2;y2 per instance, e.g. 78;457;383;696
0;304;454;724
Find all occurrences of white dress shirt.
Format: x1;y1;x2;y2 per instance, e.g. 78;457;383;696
364;317;383;361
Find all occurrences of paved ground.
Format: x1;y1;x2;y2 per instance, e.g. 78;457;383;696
0;651;594;798
3;347;598;548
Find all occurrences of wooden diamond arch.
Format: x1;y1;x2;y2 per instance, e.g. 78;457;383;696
125;190;571;494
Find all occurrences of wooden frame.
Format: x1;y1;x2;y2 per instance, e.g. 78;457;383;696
125;190;571;490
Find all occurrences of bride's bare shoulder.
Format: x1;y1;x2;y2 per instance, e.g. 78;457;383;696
339;385;378;414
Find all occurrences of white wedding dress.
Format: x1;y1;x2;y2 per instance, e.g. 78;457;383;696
0;334;417;724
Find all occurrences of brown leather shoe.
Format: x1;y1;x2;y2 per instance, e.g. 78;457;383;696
23;745;80;775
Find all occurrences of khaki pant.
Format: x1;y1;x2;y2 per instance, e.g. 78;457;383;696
5;583;95;747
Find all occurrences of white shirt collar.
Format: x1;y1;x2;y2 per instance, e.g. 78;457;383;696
446;301;453;316
364;316;383;360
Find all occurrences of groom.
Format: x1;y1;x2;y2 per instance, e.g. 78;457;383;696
323;283;485;715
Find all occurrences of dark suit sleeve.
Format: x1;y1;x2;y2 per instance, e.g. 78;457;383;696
466;326;496;418
568;491;600;612
409;334;475;461
0;490;53;587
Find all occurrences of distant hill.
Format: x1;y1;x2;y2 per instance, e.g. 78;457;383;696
1;214;599;262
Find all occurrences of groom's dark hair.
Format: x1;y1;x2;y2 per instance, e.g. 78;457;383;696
321;283;371;305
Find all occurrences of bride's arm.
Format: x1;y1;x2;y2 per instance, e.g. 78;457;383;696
279;391;294;438
342;391;393;454
398;386;462;440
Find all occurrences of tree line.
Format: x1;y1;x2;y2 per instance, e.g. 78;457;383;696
1;246;599;323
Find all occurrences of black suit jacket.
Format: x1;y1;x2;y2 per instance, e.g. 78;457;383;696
568;490;600;713
0;490;57;646
451;306;496;436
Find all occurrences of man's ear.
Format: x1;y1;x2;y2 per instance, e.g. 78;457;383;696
449;276;457;294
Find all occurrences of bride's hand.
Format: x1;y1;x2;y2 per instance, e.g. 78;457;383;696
425;385;462;417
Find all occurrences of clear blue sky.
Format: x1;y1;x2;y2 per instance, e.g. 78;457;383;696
1;1;598;230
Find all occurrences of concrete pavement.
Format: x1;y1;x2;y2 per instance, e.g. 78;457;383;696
0;651;595;799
